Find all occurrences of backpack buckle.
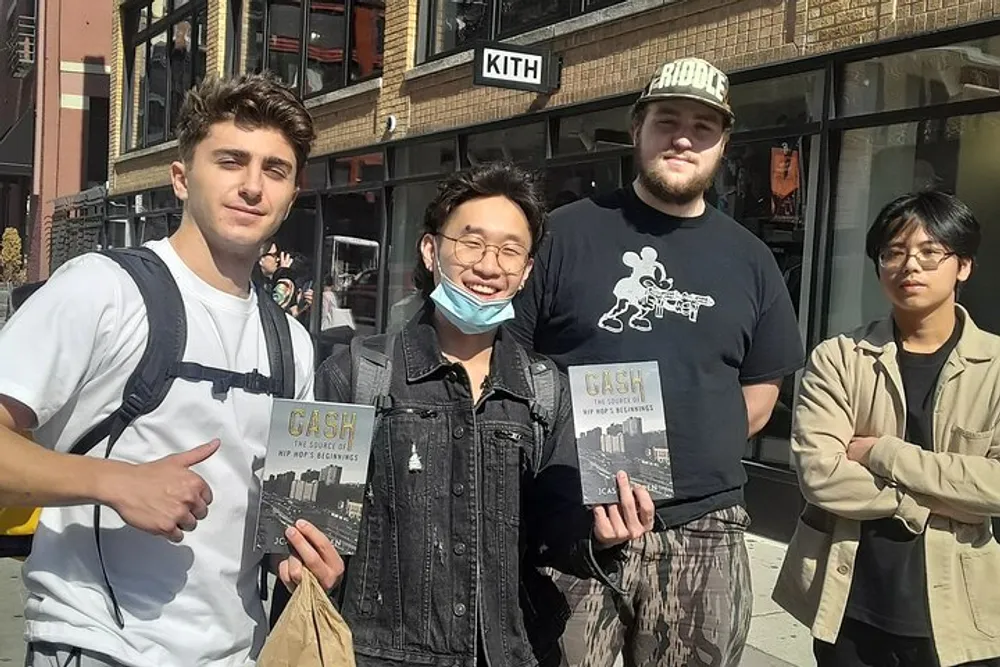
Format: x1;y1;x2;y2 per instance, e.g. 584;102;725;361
243;370;273;396
119;391;147;422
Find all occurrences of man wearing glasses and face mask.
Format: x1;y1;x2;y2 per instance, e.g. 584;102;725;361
775;190;1000;667
309;162;657;667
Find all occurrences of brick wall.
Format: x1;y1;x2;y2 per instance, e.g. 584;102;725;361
108;0;1000;195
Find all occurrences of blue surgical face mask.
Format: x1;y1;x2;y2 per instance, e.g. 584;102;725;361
429;250;517;335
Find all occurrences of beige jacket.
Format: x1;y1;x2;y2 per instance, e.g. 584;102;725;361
772;307;1000;667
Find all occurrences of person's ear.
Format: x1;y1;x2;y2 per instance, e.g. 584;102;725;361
420;234;436;274
957;257;973;283
170;161;189;201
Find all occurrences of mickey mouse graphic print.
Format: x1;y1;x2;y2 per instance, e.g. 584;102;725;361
508;186;805;526
598;247;715;333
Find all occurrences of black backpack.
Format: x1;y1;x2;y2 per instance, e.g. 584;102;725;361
2;246;296;628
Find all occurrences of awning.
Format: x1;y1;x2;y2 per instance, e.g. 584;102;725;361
0;111;34;178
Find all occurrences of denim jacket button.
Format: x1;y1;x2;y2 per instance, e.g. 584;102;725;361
454;542;467;555
453;426;466;439
452;483;465;496
453;602;467;617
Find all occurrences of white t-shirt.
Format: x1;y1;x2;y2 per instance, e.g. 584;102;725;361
0;239;314;667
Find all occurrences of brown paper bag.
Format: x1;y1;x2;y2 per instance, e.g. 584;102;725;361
258;570;356;667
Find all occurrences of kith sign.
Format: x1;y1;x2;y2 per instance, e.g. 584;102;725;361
473;44;561;94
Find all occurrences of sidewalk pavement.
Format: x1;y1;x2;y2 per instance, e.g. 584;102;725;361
0;533;813;666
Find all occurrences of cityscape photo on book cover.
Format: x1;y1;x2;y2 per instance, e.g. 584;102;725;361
567;361;674;505
256;399;376;556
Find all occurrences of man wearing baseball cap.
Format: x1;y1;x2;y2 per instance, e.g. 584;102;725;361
509;56;805;666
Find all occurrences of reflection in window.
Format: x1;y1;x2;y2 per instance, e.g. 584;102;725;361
350;0;385;83
467;123;546;165
320;191;383;345
555;107;631;155
332;153;384;186
393;139;456;178
729;71;824;132
828;113;1000;336
245;0;265;73
306;2;346;95
146;30;168;144
497;0;573;37
418;0;626;62
169;20;193;137
141;215;170;243
714;136;817;467
387;183;438;333
423;0;489;59
304;159;328;191
267;1;303;87
545;160;621;209
122;0;205;151
196;7;207;83
840;37;1000;117
151;0;166;23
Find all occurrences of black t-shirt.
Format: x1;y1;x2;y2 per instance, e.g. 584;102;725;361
508;187;805;527
845;318;962;637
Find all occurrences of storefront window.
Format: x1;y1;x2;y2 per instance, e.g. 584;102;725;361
545;160;621;208
419;0;489;60
320;191;383;343
265;196;320;328
251;0;384;97
840;36;1000;117
387;183;439;332
332;153;384;186
121;0;206;151
244;0;265;74
497;0;574;38
305;3;347;95
729;71;824;132
828;112;1000;336
303;159;329;191
554;106;631;156
417;0;626;62
267;1;303;87
351;1;386;83
713;135;818;467
392;139;457;179
466;123;546;165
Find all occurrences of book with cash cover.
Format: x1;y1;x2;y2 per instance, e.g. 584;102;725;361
567;361;674;505
256;398;376;556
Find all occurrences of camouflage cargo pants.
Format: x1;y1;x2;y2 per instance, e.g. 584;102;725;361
548;505;753;667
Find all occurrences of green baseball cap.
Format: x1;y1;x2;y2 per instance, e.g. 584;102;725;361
636;57;735;126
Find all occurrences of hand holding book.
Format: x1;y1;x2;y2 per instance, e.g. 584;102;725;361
275;518;345;593
592;470;656;547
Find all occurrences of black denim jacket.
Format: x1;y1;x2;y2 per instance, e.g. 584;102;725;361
315;308;623;667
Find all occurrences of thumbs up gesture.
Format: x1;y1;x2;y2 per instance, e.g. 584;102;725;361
103;439;220;542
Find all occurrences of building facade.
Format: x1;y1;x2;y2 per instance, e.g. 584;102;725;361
0;0;113;280
107;0;1000;540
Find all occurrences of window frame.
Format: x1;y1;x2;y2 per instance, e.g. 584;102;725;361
418;0;628;65
248;0;385;100
121;0;208;153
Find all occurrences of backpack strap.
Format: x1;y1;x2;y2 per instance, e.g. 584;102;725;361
350;333;396;410
66;247;186;629
257;283;296;399
69;248;187;457
518;347;558;472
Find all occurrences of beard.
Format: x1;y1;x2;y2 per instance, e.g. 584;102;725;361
634;142;722;207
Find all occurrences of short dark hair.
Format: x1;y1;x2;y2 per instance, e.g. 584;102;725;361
865;190;981;272
412;162;546;299
176;72;315;174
